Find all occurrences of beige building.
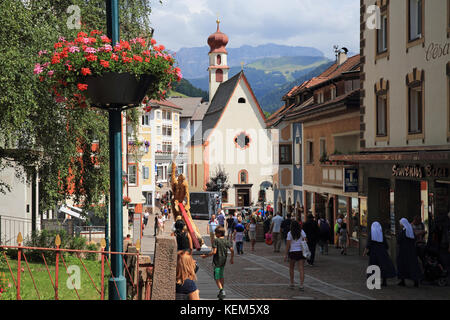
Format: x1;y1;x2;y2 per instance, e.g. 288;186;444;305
331;0;450;255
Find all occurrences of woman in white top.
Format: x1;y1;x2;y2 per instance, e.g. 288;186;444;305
284;220;307;291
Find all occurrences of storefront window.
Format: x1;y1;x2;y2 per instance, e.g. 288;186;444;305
337;196;347;219
360;198;368;234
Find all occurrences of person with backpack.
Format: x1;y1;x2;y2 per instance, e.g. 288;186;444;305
226;213;235;241
318;214;330;255
173;218;193;253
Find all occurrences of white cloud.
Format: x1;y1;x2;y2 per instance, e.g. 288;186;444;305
149;0;359;58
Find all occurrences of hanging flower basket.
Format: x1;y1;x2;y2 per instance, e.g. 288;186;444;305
34;30;182;109
123;196;131;206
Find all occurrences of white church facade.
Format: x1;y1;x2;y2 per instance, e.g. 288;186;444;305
188;20;273;208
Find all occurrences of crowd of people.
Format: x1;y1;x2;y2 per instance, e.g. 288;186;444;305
169;202;449;299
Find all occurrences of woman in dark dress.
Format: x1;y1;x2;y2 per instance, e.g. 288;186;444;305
363;221;396;286
397;218;423;287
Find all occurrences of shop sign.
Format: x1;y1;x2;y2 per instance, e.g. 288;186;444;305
392;164;449;179
343;168;358;193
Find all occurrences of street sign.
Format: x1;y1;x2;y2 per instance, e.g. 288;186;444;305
343;168;358;193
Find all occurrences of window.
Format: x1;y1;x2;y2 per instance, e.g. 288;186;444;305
162;142;172;152
128;164;137;186
216;69;223;83
162;110;172;120
376;95;388;137
234;132;251;149
143;166;150;180
408;0;424;42
316;91;324;104
408;86;423;134
144;192;152;206
306;141;314;164
239;170;248;184
238;97;246;103
377;11;388;54
142;114;150;126
279;145;292;165
294;139;302;165
156;126;162;135
156;165;164;181
156;110;161;119
177;165;184;176
174;114;179;122
331;87;336;100
319;138;326;159
162;125;172;136
217;55;221;65
157;143;161;152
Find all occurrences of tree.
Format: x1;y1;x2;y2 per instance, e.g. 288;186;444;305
206;166;231;195
0;0;159;217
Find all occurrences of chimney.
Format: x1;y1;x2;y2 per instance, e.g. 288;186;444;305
337;47;349;65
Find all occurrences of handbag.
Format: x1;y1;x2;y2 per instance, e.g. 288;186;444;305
300;238;311;259
265;233;273;245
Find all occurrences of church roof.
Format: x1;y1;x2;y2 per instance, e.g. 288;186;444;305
166;97;204;118
191;71;264;146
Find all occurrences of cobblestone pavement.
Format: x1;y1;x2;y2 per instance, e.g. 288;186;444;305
141;216;450;300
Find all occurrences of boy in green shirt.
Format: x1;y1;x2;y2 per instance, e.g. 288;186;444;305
201;226;234;300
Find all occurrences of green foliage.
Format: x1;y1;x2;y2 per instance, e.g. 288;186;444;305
173;78;208;100
0;0;160;216
206;166;230;193
85;242;100;261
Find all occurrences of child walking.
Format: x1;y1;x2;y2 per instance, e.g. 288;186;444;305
201;226;234;300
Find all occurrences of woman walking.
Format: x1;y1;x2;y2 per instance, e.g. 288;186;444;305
284;220;307;291
247;217;257;252
363;221;396;286
397;218;423;287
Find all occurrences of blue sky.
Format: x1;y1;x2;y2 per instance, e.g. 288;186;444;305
148;0;360;58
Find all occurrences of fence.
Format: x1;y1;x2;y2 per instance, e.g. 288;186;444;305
0;215;35;246
74;226;106;242
0;233;153;300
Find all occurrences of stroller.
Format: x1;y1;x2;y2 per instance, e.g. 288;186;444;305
422;247;449;287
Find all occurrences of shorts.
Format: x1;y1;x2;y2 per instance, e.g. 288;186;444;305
288;251;305;261
249;231;256;240
214;266;225;280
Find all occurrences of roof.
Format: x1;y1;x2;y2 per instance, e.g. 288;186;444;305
166;97;203;117
193;71;265;145
191;102;210;121
148;99;182;110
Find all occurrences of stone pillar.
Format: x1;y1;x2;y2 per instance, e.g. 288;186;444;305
151;235;177;300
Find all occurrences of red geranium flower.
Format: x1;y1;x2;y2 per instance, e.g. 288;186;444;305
133;55;143;62
77;83;88;91
81;68;91;76
85;54;97;62
100;60;110;68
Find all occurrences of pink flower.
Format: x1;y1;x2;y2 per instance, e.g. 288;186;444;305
47;70;54;76
84;47;97;54
38;50;48;56
69;46;80;53
42;62;50;68
82;37;91;44
33;63;43;75
59;36;66;42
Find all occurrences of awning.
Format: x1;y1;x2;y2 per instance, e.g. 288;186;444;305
59;205;86;221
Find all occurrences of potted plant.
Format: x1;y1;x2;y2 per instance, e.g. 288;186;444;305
34;30;182;108
123;196;131;206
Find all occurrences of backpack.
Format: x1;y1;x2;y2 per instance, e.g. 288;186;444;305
176;231;190;251
319;219;330;234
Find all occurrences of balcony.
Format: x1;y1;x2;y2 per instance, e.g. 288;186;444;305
127;143;149;157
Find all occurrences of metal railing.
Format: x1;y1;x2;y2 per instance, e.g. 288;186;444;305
0;233;151;300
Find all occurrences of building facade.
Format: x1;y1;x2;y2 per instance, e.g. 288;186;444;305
331;0;450;255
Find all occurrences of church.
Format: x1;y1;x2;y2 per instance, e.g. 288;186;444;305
188;20;273;208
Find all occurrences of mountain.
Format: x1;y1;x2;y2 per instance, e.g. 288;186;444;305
172;78;208;101
259;61;335;114
188;56;331;111
176;43;324;80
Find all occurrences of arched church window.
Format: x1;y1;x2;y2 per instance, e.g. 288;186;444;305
216;69;223;83
238;97;246;103
217;55;221;65
239;170;248;184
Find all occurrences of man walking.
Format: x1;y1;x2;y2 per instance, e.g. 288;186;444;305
303;214;320;265
270;212;284;253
